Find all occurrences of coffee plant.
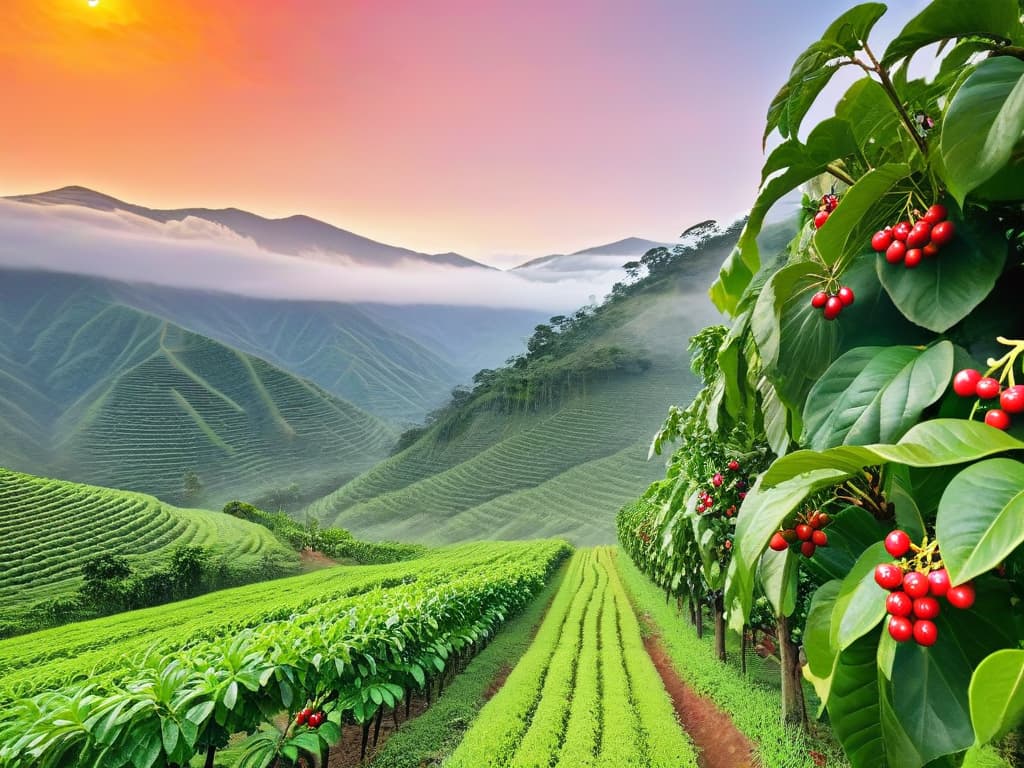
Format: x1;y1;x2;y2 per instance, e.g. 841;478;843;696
623;1;1024;765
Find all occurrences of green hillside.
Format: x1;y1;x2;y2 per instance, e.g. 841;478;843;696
0;270;544;426
306;222;749;544
0;275;396;506
0;467;295;616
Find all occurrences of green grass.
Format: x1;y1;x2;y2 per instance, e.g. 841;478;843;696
445;549;697;768
0;541;547;705
616;551;849;768
369;556;571;768
0;467;294;612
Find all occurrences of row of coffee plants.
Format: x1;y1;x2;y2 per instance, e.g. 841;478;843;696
0;541;569;767
623;1;1024;766
446;549;696;768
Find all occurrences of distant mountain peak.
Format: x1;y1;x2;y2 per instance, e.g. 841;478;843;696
7;186;492;270
513;236;674;272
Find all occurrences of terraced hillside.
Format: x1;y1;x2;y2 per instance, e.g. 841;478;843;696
304;230;742;544
308;378;679;545
0;276;395;505
0;269;543;426
0;467;294;615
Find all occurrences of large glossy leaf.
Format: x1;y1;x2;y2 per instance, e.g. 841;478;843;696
891;641;974;762
877;208;1006;334
757;547;798;616
828;632;885;768
883;464;926;541
878;664;929;768
832;543;890;651
891;583;1018;764
969;649;1024;746
814;164;911;266
941;56;1024;205
881;0;1024;68
764;3;887;143
763;419;1024;488
752;262;840;409
803;581;842;711
834;78;905;167
802;342;953;450
935;458;1024;585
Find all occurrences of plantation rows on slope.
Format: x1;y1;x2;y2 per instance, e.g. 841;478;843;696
447;548;696;768
302;223;754;546
0;271;396;506
0;541;551;706
307;299;709;545
0;468;294;613
311;377;678;546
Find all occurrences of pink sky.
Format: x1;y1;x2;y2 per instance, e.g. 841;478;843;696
1;0;925;266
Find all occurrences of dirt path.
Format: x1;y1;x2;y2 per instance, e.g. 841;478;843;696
326;694;431;767
641;630;757;768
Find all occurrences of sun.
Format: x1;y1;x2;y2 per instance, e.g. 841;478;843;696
87;0;99;6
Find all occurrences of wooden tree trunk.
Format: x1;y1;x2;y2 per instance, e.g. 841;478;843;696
695;598;704;639
740;627;748;675
713;593;726;662
204;746;217;768
777;614;808;730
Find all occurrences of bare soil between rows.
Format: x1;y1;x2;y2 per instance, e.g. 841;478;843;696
640;622;757;768
325;587;559;766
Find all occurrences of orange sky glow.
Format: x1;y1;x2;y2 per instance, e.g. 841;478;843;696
1;1;925;264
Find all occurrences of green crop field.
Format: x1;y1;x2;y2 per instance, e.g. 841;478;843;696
0;540;570;767
446;548;697;767
0;467;295;613
0;273;397;506
0;540;559;706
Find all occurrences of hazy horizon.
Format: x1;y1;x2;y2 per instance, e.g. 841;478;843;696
2;0;928;267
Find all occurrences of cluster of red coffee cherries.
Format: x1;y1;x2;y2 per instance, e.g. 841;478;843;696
813;193;840;229
810;285;855;320
952;368;1023;431
871;204;956;268
695;459;748;516
296;706;325;728
769;509;830;557
874;530;975;647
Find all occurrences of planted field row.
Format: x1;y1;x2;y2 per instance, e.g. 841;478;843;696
0;541;552;704
0;468;290;608
447;548;697;768
0;539;570;768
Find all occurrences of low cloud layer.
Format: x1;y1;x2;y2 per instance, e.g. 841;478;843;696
0;200;632;311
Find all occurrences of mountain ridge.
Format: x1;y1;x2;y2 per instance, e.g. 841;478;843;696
8;186;491;270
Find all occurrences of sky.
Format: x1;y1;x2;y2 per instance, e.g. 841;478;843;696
1;0;928;267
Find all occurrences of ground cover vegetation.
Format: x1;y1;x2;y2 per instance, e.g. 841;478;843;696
445;548;697;768
619;2;1024;766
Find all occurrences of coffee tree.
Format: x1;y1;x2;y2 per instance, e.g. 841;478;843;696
624;1;1024;765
